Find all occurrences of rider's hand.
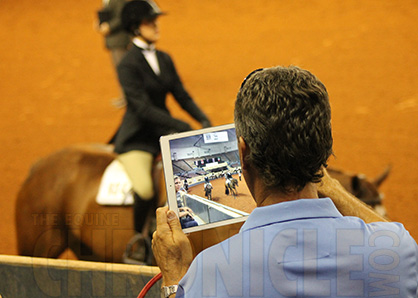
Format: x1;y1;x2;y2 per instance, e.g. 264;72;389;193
97;22;110;36
175;120;192;132
200;119;211;128
152;206;194;286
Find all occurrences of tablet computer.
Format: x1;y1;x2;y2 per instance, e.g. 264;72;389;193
160;123;255;233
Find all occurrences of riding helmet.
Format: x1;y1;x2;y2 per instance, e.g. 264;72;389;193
121;0;164;35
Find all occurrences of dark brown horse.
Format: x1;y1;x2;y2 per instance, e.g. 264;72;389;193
15;143;389;263
15;143;165;263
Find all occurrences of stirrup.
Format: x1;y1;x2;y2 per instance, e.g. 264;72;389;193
122;233;153;265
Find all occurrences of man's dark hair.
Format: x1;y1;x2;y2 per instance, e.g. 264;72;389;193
234;66;333;193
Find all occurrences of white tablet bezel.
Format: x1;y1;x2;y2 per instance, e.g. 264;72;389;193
159;123;249;234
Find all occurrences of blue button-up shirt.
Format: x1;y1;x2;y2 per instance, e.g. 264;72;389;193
177;198;418;297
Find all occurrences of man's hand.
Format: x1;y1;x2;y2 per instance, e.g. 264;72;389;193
152;206;194;286
178;207;194;219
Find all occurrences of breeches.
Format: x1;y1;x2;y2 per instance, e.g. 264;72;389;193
117;150;154;200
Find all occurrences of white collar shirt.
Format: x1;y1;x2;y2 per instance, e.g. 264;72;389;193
133;38;160;75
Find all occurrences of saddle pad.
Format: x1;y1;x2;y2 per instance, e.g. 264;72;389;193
96;159;134;205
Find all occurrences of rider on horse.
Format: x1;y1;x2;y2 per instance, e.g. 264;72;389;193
204;176;213;200
114;0;211;239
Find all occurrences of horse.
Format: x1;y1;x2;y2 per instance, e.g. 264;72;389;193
15;143;390;263
204;182;213;200
225;177;239;198
15;143;165;264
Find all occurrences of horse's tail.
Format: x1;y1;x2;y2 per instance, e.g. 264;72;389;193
15;151;70;258
15;145;116;259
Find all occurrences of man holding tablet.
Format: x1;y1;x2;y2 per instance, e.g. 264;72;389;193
152;66;418;297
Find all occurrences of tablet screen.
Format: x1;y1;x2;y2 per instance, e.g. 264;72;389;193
160;124;255;233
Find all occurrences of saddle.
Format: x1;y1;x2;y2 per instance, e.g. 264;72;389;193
96;159;134;206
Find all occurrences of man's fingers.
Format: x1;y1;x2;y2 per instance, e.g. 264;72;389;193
156;207;186;241
156;206;169;225
156;206;173;234
151;231;157;246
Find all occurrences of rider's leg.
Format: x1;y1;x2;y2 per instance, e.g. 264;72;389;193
117;150;155;234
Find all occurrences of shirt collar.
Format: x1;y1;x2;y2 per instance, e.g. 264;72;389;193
133;38;156;51
240;198;343;232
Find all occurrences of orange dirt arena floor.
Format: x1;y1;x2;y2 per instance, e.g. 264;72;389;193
1;0;418;257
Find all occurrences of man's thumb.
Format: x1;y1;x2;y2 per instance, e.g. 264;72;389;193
167;210;182;230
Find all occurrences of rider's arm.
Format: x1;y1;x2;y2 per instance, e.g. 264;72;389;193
164;54;211;128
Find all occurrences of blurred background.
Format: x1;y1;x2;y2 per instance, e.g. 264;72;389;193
0;0;417;255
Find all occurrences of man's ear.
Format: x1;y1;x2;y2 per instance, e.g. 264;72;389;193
238;136;249;170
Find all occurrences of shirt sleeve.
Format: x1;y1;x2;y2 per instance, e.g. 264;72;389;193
175;286;185;298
